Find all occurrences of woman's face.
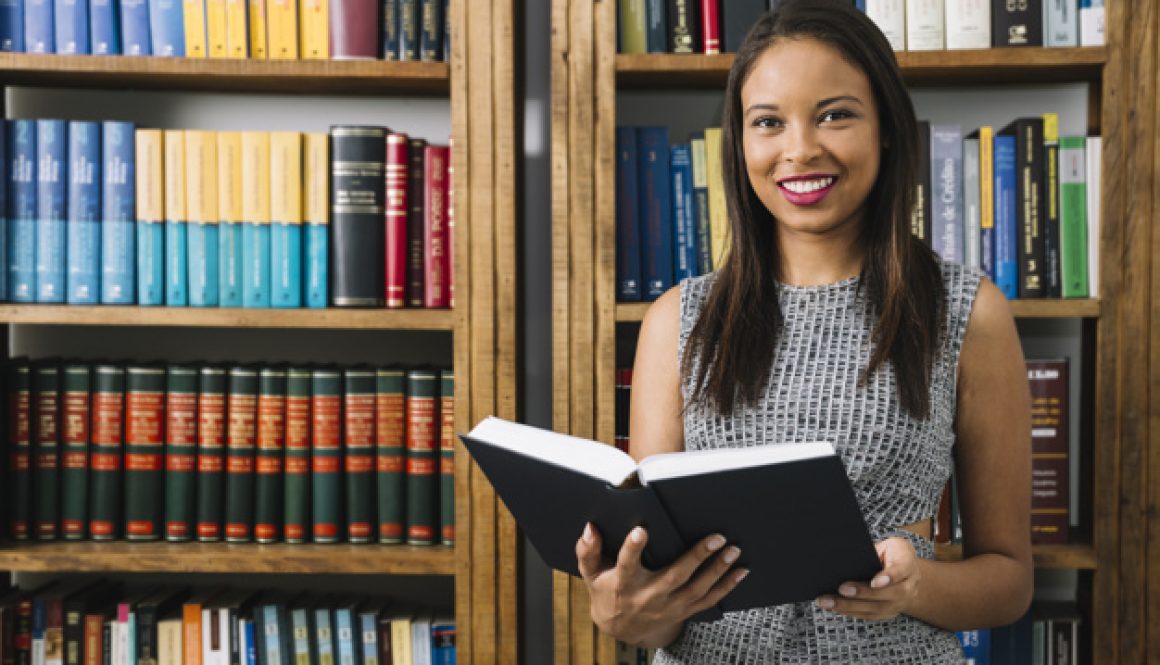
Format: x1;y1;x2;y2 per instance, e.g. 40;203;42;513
740;38;881;241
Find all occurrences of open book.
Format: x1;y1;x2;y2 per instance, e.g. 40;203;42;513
460;417;881;620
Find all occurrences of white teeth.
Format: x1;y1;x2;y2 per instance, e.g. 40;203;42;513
782;177;835;194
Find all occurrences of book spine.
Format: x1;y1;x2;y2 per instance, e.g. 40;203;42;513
670;143;697;282
374;368;405;543
1045;0;1077;46
405;137;426;306
384;133;410;308
266;0;297;58
1015;119;1045;298
722;0;763;53
688;133;711;275
963;137;981;271
89;0;119;53
313;609;334;665
405;369;438;545
619;0;645;53
136;129;165;305
100;122;136;304
1042;114;1061;298
303;132;329;308
149;0;185;55
205;0;227;57
36;119;67;303
1028;359;1069;544
910;120;931;246
164;129;188;305
225;0;248;57
637;127;673;301
16;597;32;665
0;0;23;51
196;366;227;541
66;121;101;304
375;617;392;665
44;596;64;665
615;367;632;454
1079;0;1103;46
979;126;995;280
120;0;150;54
254;367;287;543
9;120;36;303
356;613;376;665
7;363;32;539
60;363;91;540
270;131;303;308
439;369;454;546
945;0;990;49
866;0;905;50
241;131;271;308
55;0;91;53
333;608;354;665
381;0;398;59
300;0;327;58
419;0;440;60
905;0;944;50
311;368;342;543
615;127;641;301
423;144;449;308
930;124;963;264
992;0;1042;46
283;367;312;543
32;363;61;540
82;615;103;665
697;0;717;54
217;131;244;307
225;366;258;542
643;0;664;52
25;0;54;52
344;368;376;543
446;139;454;307
186;129;221;307
88;365;123;540
249;0;267;57
0;120;6;300
329;125;387;307
703;127;728;269
665;0;699;54
993;133;1018;298
398;0;417;59
123;365;166;541
164;365;199;541
1058;136;1088;298
1085;135;1100;297
289;609;311;665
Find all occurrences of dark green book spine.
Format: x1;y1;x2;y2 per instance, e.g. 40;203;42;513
405;369;438;545
405;138;427;306
343;368;376;544
123;365;166;540
33;363;61;540
254;368;287;543
225;367;258;542
196;367;228;541
439;370;454;546
311;368;343;543
374;368;405;544
164;366;199;541
284;368;312;544
8;362;32;539
88;365;124;540
60;363;91;540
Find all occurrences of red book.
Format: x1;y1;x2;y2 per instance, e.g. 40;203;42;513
423;144;450;308
328;0;380;58
1028;359;1069;545
384;133;410;308
446;140;455;309
701;0;720;54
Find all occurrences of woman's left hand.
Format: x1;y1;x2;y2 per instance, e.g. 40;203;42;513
815;537;921;621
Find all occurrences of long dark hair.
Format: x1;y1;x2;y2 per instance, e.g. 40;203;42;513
682;0;946;419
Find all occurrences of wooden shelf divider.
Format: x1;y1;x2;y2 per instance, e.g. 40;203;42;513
935;543;1097;570
0;305;454;331
615;298;1101;323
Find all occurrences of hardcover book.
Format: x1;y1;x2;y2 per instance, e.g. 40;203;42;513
399;0;418;59
225;0;248;57
254;367;287;543
962;133;981;271
636;127;673;301
136;129;165;305
670;143;697;283
25;0;54;52
1045;0;1078;46
163;130;188;306
385;133;410;308
665;0;699;54
8;362;32;539
88;364;124;540
1042;113;1061;298
196;366;228;541
224;366;259;542
420;0;440;60
250;0;268;57
66;121;101;304
311;368;343;543
9;119;37;303
205;0;227;56
911;120;931;247
423;144;449;308
344;368;376;543
55;0;91;53
303;133;329;309
151;0;186;55
644;0;664;52
905;0;944;51
992;0;1042;46
120;0;151;54
36;119;67;303
374;368;406;544
930;124;963;264
721;0;762;53
615;127;641;301
405;137;426;306
1058;136;1088;298
1028;359;1069;545
283;368;313;543
241;131;271;308
267;0;298;58
439;369;454;545
60;363;91;539
100;122;136;305
992;132;1019;299
999;117;1046;298
0;0;23;51
269;131;303;308
300;0;327;58
123;365;166;541
382;0;399;59
865;0;905;51
163;365;199;541
32;363;61;540
945;0;990;49
217;131;244;307
329;125;386;307
185;130;220;307
405;369;439;545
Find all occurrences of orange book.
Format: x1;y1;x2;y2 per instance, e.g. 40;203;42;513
266;0;298;59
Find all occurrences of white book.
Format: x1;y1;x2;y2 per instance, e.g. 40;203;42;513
106;620;120;665
905;0;944;50
1045;0;1079;46
409;612;433;665
867;0;906;51
946;0;991;49
963;136;982;271
1085;136;1101;296
1080;0;1105;46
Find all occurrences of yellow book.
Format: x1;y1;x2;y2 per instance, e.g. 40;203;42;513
225;0;249;57
704;127;730;270
303;133;328;225
242;132;272;224
163;131;186;224
979;126;994;235
249;0;269;58
299;0;328;59
205;0;228;57
183;0;209;58
217;132;244;223
184;130;219;225
270;132;302;225
267;0;299;59
135;130;164;224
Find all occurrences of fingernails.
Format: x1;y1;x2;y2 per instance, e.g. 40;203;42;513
706;535;726;552
818;597;834;610
871;575;891;589
582;523;593;543
839;585;857;597
630;527;644;544
734;569;750;583
722;546;740;564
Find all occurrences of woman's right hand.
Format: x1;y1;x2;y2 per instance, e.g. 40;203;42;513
575;522;750;648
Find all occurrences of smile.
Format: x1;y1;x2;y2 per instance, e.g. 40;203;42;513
777;176;837;205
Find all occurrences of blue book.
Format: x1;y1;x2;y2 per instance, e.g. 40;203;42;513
261;604;286;665
0;121;7;301
313;607;335;665
119;0;149;54
615;127;642;301
993;133;1019;299
164;131;187;306
930;124;963;264
855;0;865;11
242;222;269;307
35;119;67;303
430;616;455;665
636;127;673;301
66;121;100;304
137;220;163;303
146;0;181;55
90;0;121;53
381;0;397;58
219;221;242;306
644;0;664;52
669;143;697;282
956;629;990;665
357;609;377;665
100;121;135;304
303;222;326;308
270;132;302;308
25;0;53;51
243;619;257;665
8;120;37;303
334;603;356;665
0;0;23;51
55;0;90;53
270;222;300;308
188;223;218;306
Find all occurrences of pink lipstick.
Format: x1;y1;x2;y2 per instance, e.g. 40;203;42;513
777;175;837;206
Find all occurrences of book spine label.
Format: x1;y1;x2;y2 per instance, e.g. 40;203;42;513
9;120;36;303
385;134;410;307
249;0;268;57
25;0;53;52
196;367;227;540
66;121;101;304
225;0;248;56
123;365;166;540
439;370;454;545
382;0;399;59
329;0;377;58
963;137;981;271
205;0;227;57
101;122;136;304
665;0;699;54
405;137;426;306
993;134;1018;299
423;145;449;308
303;132;329;308
405;369;438;545
270;131;302;308
1042;114;1061;298
36;120;67;303
217;131;244;307
1015;119;1045;298
0;0;24;51
54;0;91;53
905;0;944;50
8;364;32;539
254;368;287;542
330;126;387;307
299;0;326;58
119;0;150;54
225;367;258;542
399;0;418;59
312;369;342;542
637;127;673;300
88;365;124;539
945;0;990;49
978;126;995;281
32;364;61;540
164;366;198;541
930;124;963;264
1028;359;1069;544
419;0;440;60
619;0;646;54
344;369;376;543
266;0;296;58
149;0;186;55
242;131;271;307
60;364;91;539
283;368;312;542
136;129;165;305
164;130;188;305
866;0;905;50
1058;136;1088;298
375;369;405;543
615;127;641;301
670;143;697;282
186;129;221;307
1046;0;1077;46
992;0;1043;46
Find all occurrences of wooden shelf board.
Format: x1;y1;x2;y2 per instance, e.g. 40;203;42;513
0;541;456;575
616;47;1106;89
936;543;1097;570
616;299;1101;323
0;305;454;330
0;54;450;96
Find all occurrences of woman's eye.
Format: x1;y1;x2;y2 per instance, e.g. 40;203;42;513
754;116;782;129
820;110;853;123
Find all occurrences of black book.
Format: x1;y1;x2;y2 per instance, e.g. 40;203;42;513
330;125;388;307
912;120;932;246
992;0;1043;47
999;118;1046;298
645;0;667;53
461;417;880;621
723;0;765;53
665;0;701;54
1043;125;1062;298
405;138;427;307
135;588;189;665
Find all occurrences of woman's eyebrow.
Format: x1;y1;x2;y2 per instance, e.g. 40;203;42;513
745;95;865;116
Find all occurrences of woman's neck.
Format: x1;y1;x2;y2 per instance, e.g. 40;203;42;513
775;229;864;287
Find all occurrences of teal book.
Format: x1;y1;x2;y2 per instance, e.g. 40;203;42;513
270;132;302;308
136;130;165;306
185;130;220;307
66;121;101;304
164;130;188;306
35;119;67;303
8;119;37;303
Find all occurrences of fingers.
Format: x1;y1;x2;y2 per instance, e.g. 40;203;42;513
660;533;730;589
675;543;742;602
684;566;750;617
615;526;649;576
576;522;606;581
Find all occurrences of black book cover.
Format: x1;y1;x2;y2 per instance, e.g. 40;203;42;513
723;0;765;53
665;0;700;54
1043;136;1061;297
992;0;1043;47
330;126;388;307
135;588;189;665
405;138;427;307
912;121;932;246
1000;118;1046;298
62;584;119;665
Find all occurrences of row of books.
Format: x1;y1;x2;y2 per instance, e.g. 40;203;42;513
0;0;450;62
615;642;653;665
956;604;1081;665
618;0;1105;55
0;581;454;665
1;120;453;309
7;361;455;546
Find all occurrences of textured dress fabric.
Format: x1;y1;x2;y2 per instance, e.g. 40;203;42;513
655;260;983;664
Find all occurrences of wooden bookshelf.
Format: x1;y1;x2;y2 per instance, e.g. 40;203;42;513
0;305;455;330
615;298;1102;323
935;543;1098;570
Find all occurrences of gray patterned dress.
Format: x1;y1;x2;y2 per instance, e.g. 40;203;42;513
656;260;982;664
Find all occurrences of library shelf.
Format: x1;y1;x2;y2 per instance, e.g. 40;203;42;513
0;305;454;331
614;298;1102;323
935;543;1097;570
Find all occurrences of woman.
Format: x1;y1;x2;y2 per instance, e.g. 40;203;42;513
574;1;1033;661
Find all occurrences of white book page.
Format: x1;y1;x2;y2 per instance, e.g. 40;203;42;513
636;441;834;485
467;417;639;486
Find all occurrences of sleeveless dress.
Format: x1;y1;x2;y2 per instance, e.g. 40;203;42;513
656;260;982;664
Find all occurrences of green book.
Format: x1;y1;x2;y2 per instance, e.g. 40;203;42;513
284;368;313;544
1059;136;1090;298
33;362;61;540
405;369;438;546
254;367;287;543
8;361;32;539
374;368;406;544
312;367;343;543
164;365;199;542
88;364;124;540
60;363;91;540
123;365;166;541
344;368;376;544
439;370;455;546
619;0;647;53
225;367;259;543
196;366;228;542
